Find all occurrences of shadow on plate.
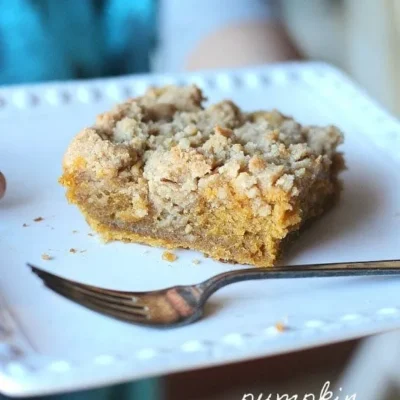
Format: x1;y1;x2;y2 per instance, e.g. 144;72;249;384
0;187;36;210
280;172;384;265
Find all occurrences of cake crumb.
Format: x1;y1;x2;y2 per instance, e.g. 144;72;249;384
22;223;29;227
72;230;79;234
275;322;286;332
34;217;44;222
192;259;200;265
162;251;177;262
88;233;94;237
69;248;77;254
80;250;87;253
41;253;52;261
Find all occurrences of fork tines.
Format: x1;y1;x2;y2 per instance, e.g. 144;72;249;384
28;264;149;323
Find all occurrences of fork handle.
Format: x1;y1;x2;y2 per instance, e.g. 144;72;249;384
197;260;400;303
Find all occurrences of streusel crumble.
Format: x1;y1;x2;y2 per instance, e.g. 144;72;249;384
60;85;344;267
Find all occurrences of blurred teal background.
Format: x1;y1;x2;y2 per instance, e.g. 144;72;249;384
0;0;157;84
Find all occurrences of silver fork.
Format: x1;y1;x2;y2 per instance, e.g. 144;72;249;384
29;260;400;328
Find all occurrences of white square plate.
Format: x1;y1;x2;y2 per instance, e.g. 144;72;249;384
1;62;400;397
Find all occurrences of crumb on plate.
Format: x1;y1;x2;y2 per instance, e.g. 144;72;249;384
162;251;177;262
69;248;77;254
72;230;79;234
22;223;29;227
192;259;200;265
34;217;44;222
41;253;52;261
275;322;286;332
